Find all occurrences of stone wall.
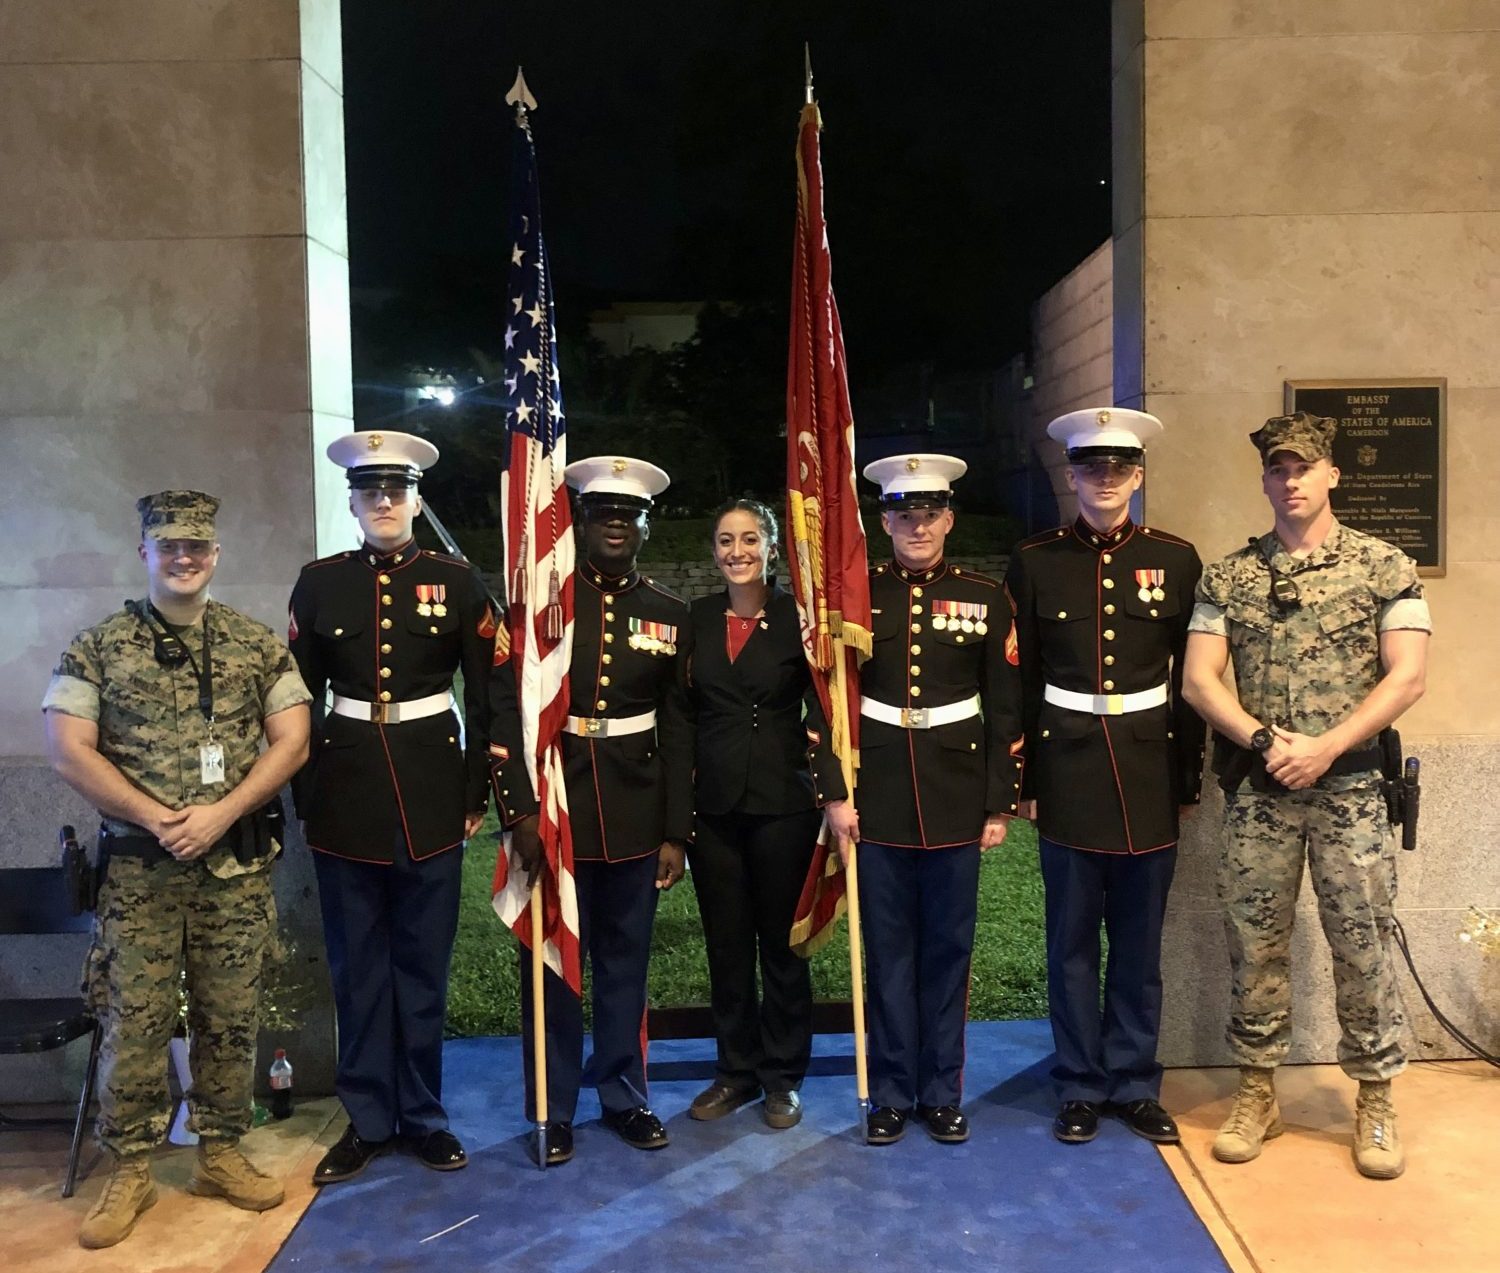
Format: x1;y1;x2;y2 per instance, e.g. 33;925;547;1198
1028;240;1114;524
1114;0;1500;1065
0;0;349;1100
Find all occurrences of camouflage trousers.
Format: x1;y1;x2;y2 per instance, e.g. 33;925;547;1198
84;853;274;1157
1221;780;1406;1081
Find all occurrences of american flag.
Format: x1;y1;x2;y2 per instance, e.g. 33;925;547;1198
490;99;582;997
786;100;873;956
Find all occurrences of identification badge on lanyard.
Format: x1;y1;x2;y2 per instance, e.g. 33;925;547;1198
200;741;226;785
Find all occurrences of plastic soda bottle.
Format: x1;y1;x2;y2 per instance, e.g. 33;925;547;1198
268;1049;294;1119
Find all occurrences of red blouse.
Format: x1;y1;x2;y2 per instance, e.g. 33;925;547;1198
725;612;762;663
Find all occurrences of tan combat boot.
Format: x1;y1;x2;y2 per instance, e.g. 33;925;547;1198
187;1139;286;1211
1354;1080;1405;1179
79;1154;157;1249
1212;1067;1283;1163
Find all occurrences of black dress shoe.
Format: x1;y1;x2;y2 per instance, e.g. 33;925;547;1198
405;1129;469;1171
1109;1098;1180;1144
916;1104;970;1143
602;1106;669;1150
865;1106;910;1145
528;1122;574;1166
1053;1100;1101;1144
689;1082;761;1121
763;1090;802;1130
313;1125;390;1185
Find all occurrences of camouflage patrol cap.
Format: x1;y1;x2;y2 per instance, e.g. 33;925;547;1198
136;490;220;541
1250;411;1337;463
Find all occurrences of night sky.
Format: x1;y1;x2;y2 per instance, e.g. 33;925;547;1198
341;0;1111;377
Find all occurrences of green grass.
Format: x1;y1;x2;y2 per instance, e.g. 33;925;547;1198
446;812;1047;1037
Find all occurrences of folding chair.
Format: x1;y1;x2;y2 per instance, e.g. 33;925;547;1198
0;858;102;1198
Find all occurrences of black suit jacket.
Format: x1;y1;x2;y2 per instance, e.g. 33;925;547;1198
1006;518;1206;855
684;585;839;818
288;541;495;862
490;565;693;862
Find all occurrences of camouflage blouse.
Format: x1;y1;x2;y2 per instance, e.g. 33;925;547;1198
42;599;310;874
1190;521;1430;742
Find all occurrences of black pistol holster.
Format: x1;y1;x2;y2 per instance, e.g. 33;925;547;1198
1379;728;1405;825
1379;728;1421;850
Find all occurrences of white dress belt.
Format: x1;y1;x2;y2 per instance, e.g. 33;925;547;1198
563;710;656;738
1043;682;1168;716
860;694;981;730
331;691;454;725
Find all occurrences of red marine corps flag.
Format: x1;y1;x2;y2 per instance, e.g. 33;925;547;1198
786;70;873;962
783;59;876;1124
491;70;582;1007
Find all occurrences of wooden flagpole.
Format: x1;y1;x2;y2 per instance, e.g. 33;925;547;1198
529;881;549;1169
829;654;870;1136
506;63;550;1173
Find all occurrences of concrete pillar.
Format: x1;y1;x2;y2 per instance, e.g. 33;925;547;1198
1027;240;1114;528
1113;0;1500;1065
0;0;350;1098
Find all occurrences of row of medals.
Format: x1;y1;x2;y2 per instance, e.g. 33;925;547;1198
416;603;448;617
629;632;677;655
1139;587;1166;603
932;615;987;634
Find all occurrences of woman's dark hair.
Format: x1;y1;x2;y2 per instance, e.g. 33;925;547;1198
711;498;779;550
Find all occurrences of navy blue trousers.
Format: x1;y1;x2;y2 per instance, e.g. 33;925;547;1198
313;839;463;1141
1039;837;1176;1105
858;841;981;1109
519;853;660;1123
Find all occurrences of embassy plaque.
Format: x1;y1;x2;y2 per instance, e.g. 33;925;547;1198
1284;379;1445;575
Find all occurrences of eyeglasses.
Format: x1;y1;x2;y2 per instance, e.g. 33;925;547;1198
582;504;647;524
353;488;414;507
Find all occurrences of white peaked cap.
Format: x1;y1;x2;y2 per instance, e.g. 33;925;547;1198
861;453;968;504
326;430;440;478
1046;407;1163;456
564;455;671;502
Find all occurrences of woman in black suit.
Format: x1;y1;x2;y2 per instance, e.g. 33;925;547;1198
684;499;844;1130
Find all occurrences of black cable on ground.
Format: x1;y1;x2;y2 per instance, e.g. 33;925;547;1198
1391;916;1500;1069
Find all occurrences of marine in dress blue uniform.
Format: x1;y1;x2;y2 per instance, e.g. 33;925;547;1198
491;456;693;1164
848;454;1024;1146
288;431;496;1182
1007;409;1204;1145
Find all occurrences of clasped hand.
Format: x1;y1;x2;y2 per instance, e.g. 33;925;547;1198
1263;726;1336;790
155;803;236;861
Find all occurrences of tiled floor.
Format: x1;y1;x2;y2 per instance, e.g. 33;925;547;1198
2;1098;341;1273
1160;1058;1499;1273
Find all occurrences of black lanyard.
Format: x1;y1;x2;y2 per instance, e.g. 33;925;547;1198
148;602;215;727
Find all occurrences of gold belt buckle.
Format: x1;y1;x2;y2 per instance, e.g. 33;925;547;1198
584;717;603;736
1103;693;1124;715
902;707;928;728
371;701;390;725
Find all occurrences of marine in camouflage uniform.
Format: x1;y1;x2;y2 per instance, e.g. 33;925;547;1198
1183;413;1431;1179
42;491;311;1246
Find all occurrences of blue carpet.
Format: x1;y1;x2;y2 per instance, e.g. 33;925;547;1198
269;1020;1227;1272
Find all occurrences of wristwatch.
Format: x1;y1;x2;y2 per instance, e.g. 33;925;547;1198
1249;726;1274;753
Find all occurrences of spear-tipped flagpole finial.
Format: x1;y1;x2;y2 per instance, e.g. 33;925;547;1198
804;43;814;105
506;66;538;114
